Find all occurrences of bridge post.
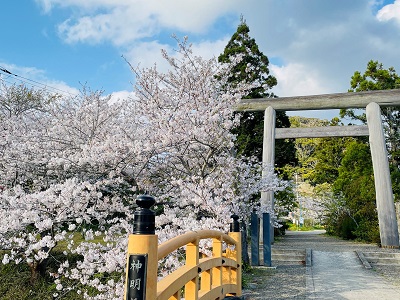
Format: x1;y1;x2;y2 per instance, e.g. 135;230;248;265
185;237;199;299
124;195;158;300
366;103;399;248
228;214;242;297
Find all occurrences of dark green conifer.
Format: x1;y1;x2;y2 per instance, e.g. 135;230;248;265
218;17;297;177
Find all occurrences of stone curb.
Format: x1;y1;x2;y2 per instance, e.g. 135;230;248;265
356;250;372;269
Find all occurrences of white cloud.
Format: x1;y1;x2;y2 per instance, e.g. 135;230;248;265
122;41;173;72
271;63;343;120
57;6;159;45
42;80;80;96
191;38;230;60
122;38;230;76
37;0;241;45
36;0;128;14
377;0;400;23
109;90;135;104
33;0;400;114
243;1;400;95
270;63;332;97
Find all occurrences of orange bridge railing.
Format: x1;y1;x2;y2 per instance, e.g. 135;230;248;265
124;195;242;300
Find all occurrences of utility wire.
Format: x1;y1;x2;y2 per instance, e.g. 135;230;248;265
0;66;77;97
1;77;50;93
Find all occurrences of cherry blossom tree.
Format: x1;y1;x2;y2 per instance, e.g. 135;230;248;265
0;38;286;299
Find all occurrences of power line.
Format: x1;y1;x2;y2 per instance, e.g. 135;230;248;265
1;77;50;93
0;67;12;75
0;66;77;97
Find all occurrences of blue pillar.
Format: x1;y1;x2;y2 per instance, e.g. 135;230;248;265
263;213;272;267
251;212;259;266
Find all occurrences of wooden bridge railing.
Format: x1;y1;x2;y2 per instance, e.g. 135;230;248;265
124;195;242;300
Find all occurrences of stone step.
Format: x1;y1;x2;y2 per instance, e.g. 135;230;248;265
249;247;310;266
362;251;400;259
360;251;400;266
273;254;305;261
272;248;306;256
365;257;400;265
272;248;306;264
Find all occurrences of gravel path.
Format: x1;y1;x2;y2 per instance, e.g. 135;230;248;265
241;230;400;300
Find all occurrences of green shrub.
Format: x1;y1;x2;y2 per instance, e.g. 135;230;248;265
274;219;290;236
352;219;380;244
337;215;357;240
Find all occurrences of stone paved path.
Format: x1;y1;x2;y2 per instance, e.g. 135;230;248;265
242;230;400;300
308;250;400;299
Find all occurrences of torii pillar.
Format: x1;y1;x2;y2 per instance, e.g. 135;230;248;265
366;102;399;248
261;106;276;241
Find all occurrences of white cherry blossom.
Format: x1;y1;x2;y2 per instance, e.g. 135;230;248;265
0;38;286;299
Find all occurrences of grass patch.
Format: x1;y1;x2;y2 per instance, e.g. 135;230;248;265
0;251;84;300
0;232;113;300
53;232;108;252
287;223;324;231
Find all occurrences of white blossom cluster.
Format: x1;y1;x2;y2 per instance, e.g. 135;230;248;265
0;38;286;298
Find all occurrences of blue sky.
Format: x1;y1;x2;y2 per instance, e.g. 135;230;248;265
1;0;400;119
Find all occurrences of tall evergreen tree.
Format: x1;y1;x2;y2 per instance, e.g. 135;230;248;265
332;141;379;242
218;18;297;178
341;60;400;199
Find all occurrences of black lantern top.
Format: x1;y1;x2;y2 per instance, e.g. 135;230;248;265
230;214;240;232
133;195;156;234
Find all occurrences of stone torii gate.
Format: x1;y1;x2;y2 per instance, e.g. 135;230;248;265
236;89;400;248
